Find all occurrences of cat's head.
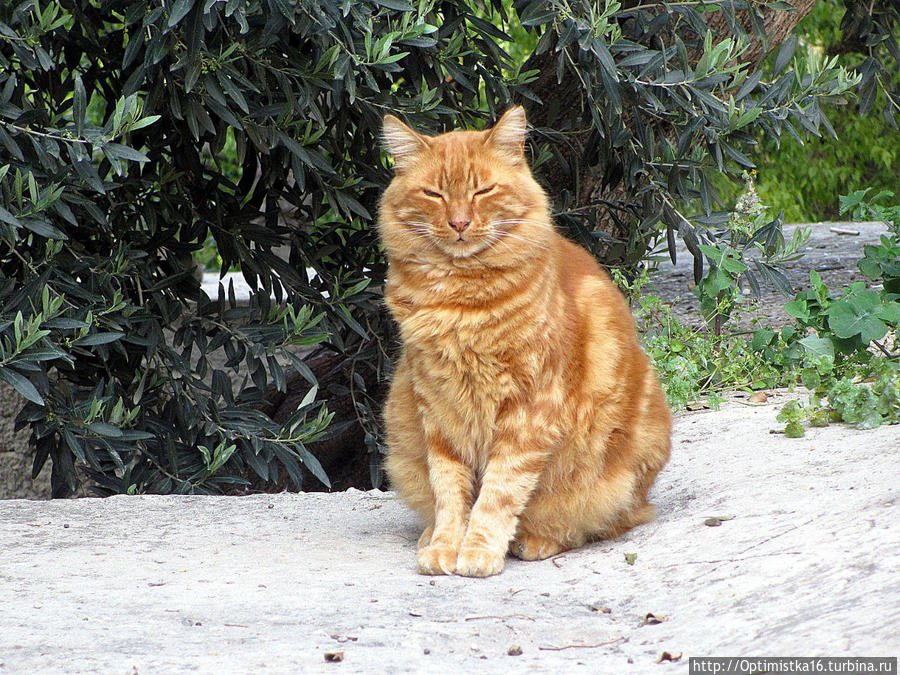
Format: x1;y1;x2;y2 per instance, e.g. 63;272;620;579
378;107;550;262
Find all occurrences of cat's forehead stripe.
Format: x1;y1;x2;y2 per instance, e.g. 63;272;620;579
431;134;490;189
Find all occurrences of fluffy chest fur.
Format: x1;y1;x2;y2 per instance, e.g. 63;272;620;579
385;260;560;457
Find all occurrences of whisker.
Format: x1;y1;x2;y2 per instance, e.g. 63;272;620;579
482;232;546;259
489;219;546;227
491;230;549;249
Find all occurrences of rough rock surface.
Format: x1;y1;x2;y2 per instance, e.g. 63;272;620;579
0;383;49;500
1;391;896;673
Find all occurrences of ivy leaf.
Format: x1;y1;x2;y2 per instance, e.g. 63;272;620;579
784;298;810;322
875;301;900;324
826;297;889;343
784;422;805;438
798;335;835;360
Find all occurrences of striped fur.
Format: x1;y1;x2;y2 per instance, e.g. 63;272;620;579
378;107;671;577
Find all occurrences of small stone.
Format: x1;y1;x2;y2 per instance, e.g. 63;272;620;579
507;645;523;656
588;603;612;613
657;651;682;663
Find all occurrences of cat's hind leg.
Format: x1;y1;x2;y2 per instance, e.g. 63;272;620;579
509;530;567;561
417;525;434;550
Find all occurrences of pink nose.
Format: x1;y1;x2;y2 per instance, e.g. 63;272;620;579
449;219;471;233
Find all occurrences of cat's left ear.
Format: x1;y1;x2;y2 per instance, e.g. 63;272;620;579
383;115;430;173
486;106;527;161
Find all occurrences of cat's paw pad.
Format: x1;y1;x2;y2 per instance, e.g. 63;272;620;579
510;534;565;561
455;546;505;578
416;543;457;575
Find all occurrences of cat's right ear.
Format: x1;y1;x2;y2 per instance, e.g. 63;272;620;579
382;115;429;174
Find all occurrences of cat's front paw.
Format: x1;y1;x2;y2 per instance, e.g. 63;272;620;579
416;543;458;575
455;545;505;578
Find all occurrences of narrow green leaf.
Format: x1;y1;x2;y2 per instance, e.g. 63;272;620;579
774;35;796;75
128;115;162;131
73;331;125;346
73;74;86;137
372;0;414;10
269;0;295;20
22;218;67;240
102;142;150;163
0;204;22;228
735;69;762;102
0;367;44;405
294;443;331;488
299;384;318;410
86;422;124;438
168;0;195;27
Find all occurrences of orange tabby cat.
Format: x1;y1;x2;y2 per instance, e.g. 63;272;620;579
378;107;671;578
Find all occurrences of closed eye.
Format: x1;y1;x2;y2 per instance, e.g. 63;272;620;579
474;184;496;196
422;189;443;198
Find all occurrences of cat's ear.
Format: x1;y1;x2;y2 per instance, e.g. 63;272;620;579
383;115;429;173
486;106;527;160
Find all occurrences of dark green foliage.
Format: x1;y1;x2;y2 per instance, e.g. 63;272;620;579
689;178;807;334
518;0;864;273
0;0;896;495
753;1;900;221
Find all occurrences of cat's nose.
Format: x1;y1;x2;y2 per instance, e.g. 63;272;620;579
449;219;471;233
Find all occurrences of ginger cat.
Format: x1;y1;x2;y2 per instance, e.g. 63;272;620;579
378;107;671;578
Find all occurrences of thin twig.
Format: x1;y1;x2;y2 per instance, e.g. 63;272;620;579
539;637;626;651
871;339;897;359
660;551;802;568
0;120;94;144
464;614;535;622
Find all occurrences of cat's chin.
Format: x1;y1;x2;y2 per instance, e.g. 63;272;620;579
440;238;491;259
